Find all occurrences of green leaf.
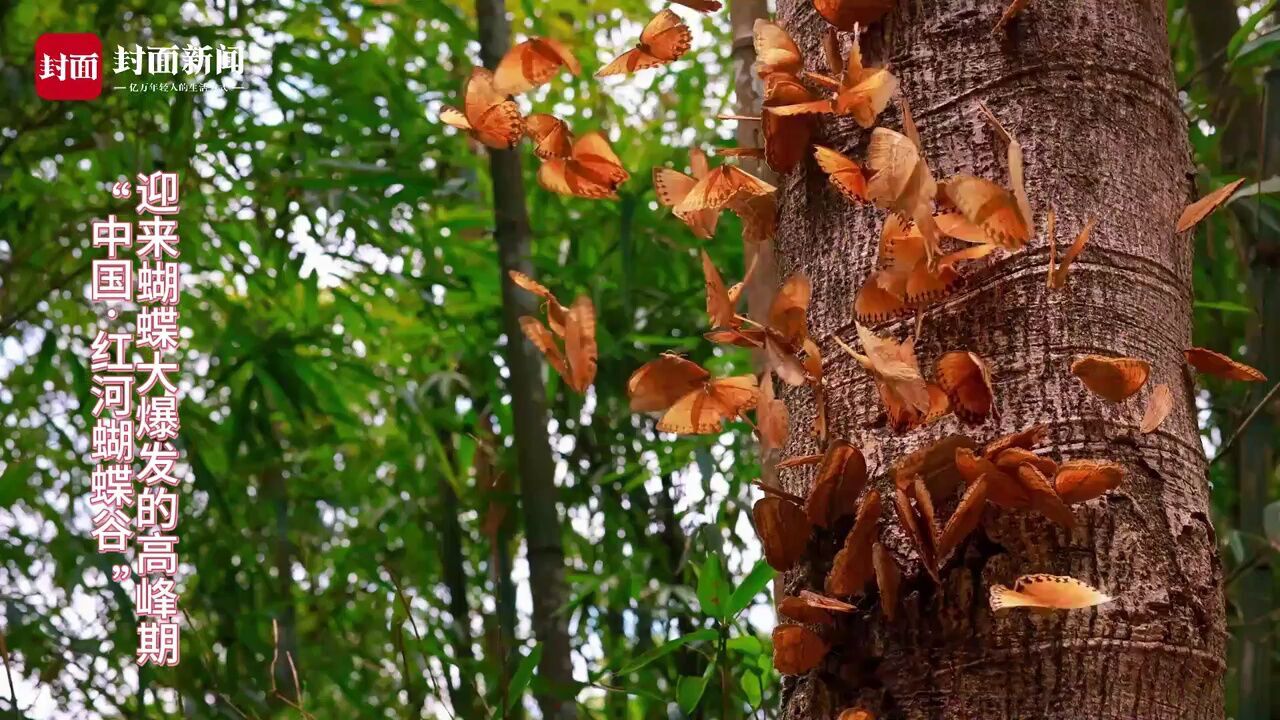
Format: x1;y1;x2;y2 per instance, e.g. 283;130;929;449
696;555;729;618
740;671;763;708
726;635;763;656
504;644;542;715
1194;300;1253;315
1227;2;1276;59
676;663;715;715
615;628;716;676
726;559;775;617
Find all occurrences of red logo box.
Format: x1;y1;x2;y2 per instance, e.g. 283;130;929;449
34;33;103;101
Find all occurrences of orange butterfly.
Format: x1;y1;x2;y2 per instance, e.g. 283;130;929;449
674;161;775;215
1177;177;1245;232
511;273;597;394
772;625;828;675
700;250;761;344
653;148;720;238
894;477;941;581
989;574;1113;612
1070;355;1150;402
812;0;895;30
1184;347;1266;382
537;131;630;199
935;351;998;424
524;114;574;159
753;482;812;571
1045;213;1096;289
993;0;1031;33
627;354;758;434
804;440;868;528
493;37;580;96
597;10;691;77
1139;383;1173;433
866;101;942;264
826;490;882;595
788;40;897;128
757;369;791;452
439;68;524;149
813;145;868;203
1054;460;1125;504
940;175;1031;250
834;324;939;432
753;19;802;78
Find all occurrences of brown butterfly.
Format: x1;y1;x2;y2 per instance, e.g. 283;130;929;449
812;0;895;30
891;434;976;500
777;590;855;626
537;131;630;199
757;369;791;452
989;574;1113;612
700;250;761;345
653;148;720;238
935;351;998;424
439;68;524;149
760;75;823;173
936;474;989;562
596;9;692;77
627;354;758;434
871;542;901;619
805;440;868;528
512;278;597;393
1054;460;1125;504
772;624;829;674
826;489;882;595
792;40;896;127
866;101;942;263
753;19;803;78
494;37;581;96
524;114;574;159
1140;383;1173;433
1184;347;1266;382
813;145;868;203
834;324;935;432
1071;355;1151;402
754;483;812;571
838;710;876;720
940;175;1031;250
674;161;776;216
894;477;941;581
1177;177;1245;232
509;270;568;334
1046;213;1096;289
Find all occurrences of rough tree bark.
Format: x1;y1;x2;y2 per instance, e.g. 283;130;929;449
772;1;1226;718
474;0;577;716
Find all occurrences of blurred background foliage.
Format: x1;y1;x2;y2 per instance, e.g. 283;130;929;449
0;0;1277;717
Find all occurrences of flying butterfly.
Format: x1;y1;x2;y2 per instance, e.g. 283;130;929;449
653;148;721;239
674;161;776;216
794;40;896;128
597;9;692;77
514;286;597;394
627;353;758;435
753;19;803;78
538;131;630;199
989;574;1113;612
940;175;1031;250
438;68;524;149
524;114;574;159
493;37;581;96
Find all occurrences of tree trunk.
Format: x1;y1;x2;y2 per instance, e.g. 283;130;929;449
772;1;1226;718
474;0;576;716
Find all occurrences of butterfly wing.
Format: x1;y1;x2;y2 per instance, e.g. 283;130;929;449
628;354;710;412
464;68;523;148
1184;347;1266;382
519;316;570;383
943;175;1030;249
494;37;580;95
640;10;693;61
814;145;868;203
753;19;802;77
439;105;472;130
1177;177;1246;232
812;0;895;30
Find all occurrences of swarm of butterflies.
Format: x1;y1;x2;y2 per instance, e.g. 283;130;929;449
437;0;1268;701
